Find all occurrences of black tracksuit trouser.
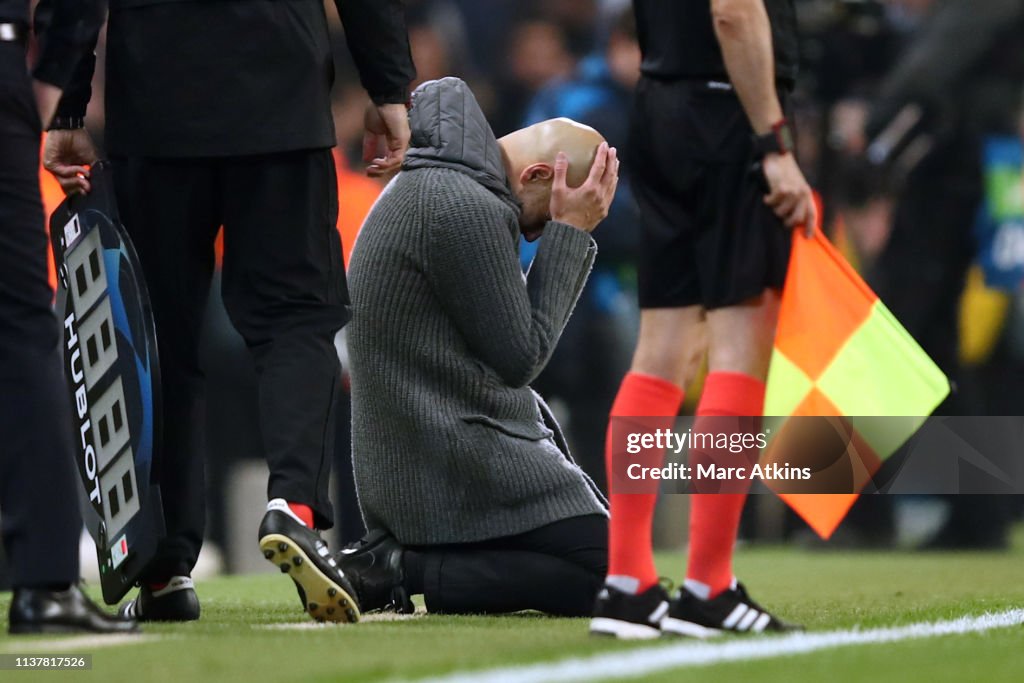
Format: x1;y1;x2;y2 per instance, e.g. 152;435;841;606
406;514;608;617
0;41;82;588
109;151;348;580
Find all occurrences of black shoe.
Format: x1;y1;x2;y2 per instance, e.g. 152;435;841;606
663;582;802;638
119;576;200;622
258;504;361;623
334;529;413;614
9;584;139;635
589;583;669;640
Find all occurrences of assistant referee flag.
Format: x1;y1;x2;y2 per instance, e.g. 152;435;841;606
764;215;950;539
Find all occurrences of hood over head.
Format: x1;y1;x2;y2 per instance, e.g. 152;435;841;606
402;77;519;213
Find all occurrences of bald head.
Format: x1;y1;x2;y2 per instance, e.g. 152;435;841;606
499;118;606;188
498;118;608;236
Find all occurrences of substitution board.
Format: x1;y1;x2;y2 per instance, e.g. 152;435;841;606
50;161;165;604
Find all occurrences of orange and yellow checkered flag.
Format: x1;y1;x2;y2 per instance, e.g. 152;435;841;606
764;219;949;539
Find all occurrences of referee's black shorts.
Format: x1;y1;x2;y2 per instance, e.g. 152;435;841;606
629;76;791;310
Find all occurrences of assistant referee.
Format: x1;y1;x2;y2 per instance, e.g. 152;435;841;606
592;0;813;639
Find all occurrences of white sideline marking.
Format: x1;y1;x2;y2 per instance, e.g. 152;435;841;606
257;612;424;629
411;609;1024;683
363;611;426;623
0;634;161;653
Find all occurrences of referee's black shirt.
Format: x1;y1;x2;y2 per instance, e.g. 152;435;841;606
634;0;798;84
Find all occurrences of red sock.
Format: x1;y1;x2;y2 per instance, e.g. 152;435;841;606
287;502;314;528
606;372;684;592
686;371;765;599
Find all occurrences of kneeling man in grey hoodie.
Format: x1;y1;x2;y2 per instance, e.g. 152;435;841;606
338;77;620;616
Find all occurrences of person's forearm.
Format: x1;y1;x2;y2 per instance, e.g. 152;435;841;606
32;80;63;128
33;0;105;118
428;215;594;389
335;0;416;105
52;51;97;119
711;0;783;135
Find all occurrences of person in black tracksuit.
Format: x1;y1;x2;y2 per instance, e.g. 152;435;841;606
42;0;414;622
0;0;134;633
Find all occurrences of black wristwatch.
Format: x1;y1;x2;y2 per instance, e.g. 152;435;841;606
47;115;85;131
752;119;795;159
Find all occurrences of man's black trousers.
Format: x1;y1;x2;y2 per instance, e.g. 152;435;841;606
405;514;608;617
109;150;348;580
0;42;82;588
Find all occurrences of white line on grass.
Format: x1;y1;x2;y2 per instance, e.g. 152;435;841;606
256;612;425;629
411;608;1024;683
0;634;161;653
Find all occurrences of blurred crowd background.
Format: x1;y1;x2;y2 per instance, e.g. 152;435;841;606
10;0;1024;582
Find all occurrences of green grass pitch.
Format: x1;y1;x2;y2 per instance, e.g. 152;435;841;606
2;529;1023;683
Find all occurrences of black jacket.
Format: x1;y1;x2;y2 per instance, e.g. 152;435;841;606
42;0;414;157
8;0;103;90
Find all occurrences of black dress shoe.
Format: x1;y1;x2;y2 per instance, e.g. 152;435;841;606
9;584;139;635
258;502;361;623
335;529;414;613
119;576;200;622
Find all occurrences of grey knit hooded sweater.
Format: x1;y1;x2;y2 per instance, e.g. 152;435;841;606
347;77;607;545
